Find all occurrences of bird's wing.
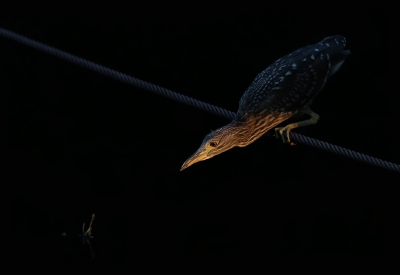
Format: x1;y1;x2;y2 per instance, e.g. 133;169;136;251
238;36;347;114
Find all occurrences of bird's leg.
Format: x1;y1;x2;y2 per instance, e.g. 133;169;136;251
275;106;320;144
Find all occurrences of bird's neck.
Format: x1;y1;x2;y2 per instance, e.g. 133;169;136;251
230;111;294;147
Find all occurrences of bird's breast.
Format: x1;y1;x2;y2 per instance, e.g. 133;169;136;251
237;111;296;146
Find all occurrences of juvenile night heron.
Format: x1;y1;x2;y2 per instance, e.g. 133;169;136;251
181;35;350;171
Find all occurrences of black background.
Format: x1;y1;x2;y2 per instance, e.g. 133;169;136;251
4;9;393;264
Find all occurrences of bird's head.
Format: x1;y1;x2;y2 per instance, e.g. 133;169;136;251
180;123;247;171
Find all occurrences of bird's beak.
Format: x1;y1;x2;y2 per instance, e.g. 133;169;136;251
180;148;208;171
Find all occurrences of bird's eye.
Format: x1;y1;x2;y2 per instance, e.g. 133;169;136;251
209;141;218;147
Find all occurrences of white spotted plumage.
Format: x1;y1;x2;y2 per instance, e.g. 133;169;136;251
237;35;349;115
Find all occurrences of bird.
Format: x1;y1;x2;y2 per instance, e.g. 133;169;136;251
180;35;350;171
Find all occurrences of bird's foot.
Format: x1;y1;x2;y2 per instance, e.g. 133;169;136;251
274;126;296;145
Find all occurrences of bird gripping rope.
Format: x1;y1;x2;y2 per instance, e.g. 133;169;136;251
181;36;350;171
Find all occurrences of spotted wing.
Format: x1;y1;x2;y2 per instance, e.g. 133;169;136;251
238;36;347;115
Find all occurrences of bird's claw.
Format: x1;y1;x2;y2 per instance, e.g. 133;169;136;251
274;126;295;145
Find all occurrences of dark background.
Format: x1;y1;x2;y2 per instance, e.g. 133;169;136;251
4;9;392;264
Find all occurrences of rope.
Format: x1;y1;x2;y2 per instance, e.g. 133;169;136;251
1;27;399;173
0;28;234;120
